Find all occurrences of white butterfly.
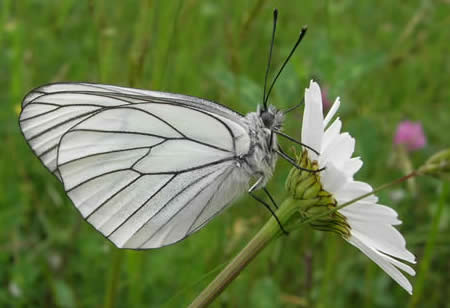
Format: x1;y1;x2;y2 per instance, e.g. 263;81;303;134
19;82;290;249
19;13;314;249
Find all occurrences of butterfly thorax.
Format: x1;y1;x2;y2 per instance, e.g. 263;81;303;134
242;105;284;189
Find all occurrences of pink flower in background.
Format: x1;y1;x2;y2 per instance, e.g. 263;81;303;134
321;86;331;111
394;121;426;151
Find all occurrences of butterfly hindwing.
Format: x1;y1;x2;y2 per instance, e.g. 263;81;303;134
20;83;252;248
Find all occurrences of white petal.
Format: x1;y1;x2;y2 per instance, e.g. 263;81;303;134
323;97;340;128
339;201;401;225
377;250;416;276
342;157;363;178
322;118;342;153
320;161;349;193
301;80;324;160
349;221;416;263
320;132;355;169
347;236;413;294
335;180;378;203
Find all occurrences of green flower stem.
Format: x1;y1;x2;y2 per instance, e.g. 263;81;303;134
188;198;315;308
408;182;448;308
104;249;124;308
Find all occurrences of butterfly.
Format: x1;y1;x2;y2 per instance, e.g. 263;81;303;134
18;11;316;249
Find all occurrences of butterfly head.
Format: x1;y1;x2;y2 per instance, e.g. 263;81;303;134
259;104;284;131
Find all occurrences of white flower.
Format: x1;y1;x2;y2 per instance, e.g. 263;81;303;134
301;80;416;294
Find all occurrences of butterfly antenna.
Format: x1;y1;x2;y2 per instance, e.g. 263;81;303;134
264;26;308;107
282;98;304;114
263;9;278;111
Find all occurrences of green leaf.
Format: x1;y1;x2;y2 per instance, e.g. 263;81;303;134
52;279;76;308
249;277;281;308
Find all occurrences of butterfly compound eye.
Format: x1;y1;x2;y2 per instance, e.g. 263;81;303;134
261;111;275;128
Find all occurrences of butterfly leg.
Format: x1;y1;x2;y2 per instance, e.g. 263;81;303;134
248;175;265;193
249;191;289;236
248;177;279;210
262;187;278;209
275;146;325;173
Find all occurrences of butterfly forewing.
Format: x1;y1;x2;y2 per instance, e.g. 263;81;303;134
20;86;134;177
19;83;252;248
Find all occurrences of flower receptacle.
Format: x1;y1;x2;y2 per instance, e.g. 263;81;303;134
285;150;351;237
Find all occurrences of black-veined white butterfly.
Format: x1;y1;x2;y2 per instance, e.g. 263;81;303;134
19;11;316;249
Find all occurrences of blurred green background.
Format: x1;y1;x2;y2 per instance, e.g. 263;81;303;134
1;0;449;307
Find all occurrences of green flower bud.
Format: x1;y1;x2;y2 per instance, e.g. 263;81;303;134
285;150;351;237
417;149;450;181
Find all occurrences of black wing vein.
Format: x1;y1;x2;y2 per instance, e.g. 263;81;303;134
58;144;162;167
65;168;136;192
105;174;178;238
186;167;235;235
127;168;220;246
140;168;232;248
85;175;143;219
